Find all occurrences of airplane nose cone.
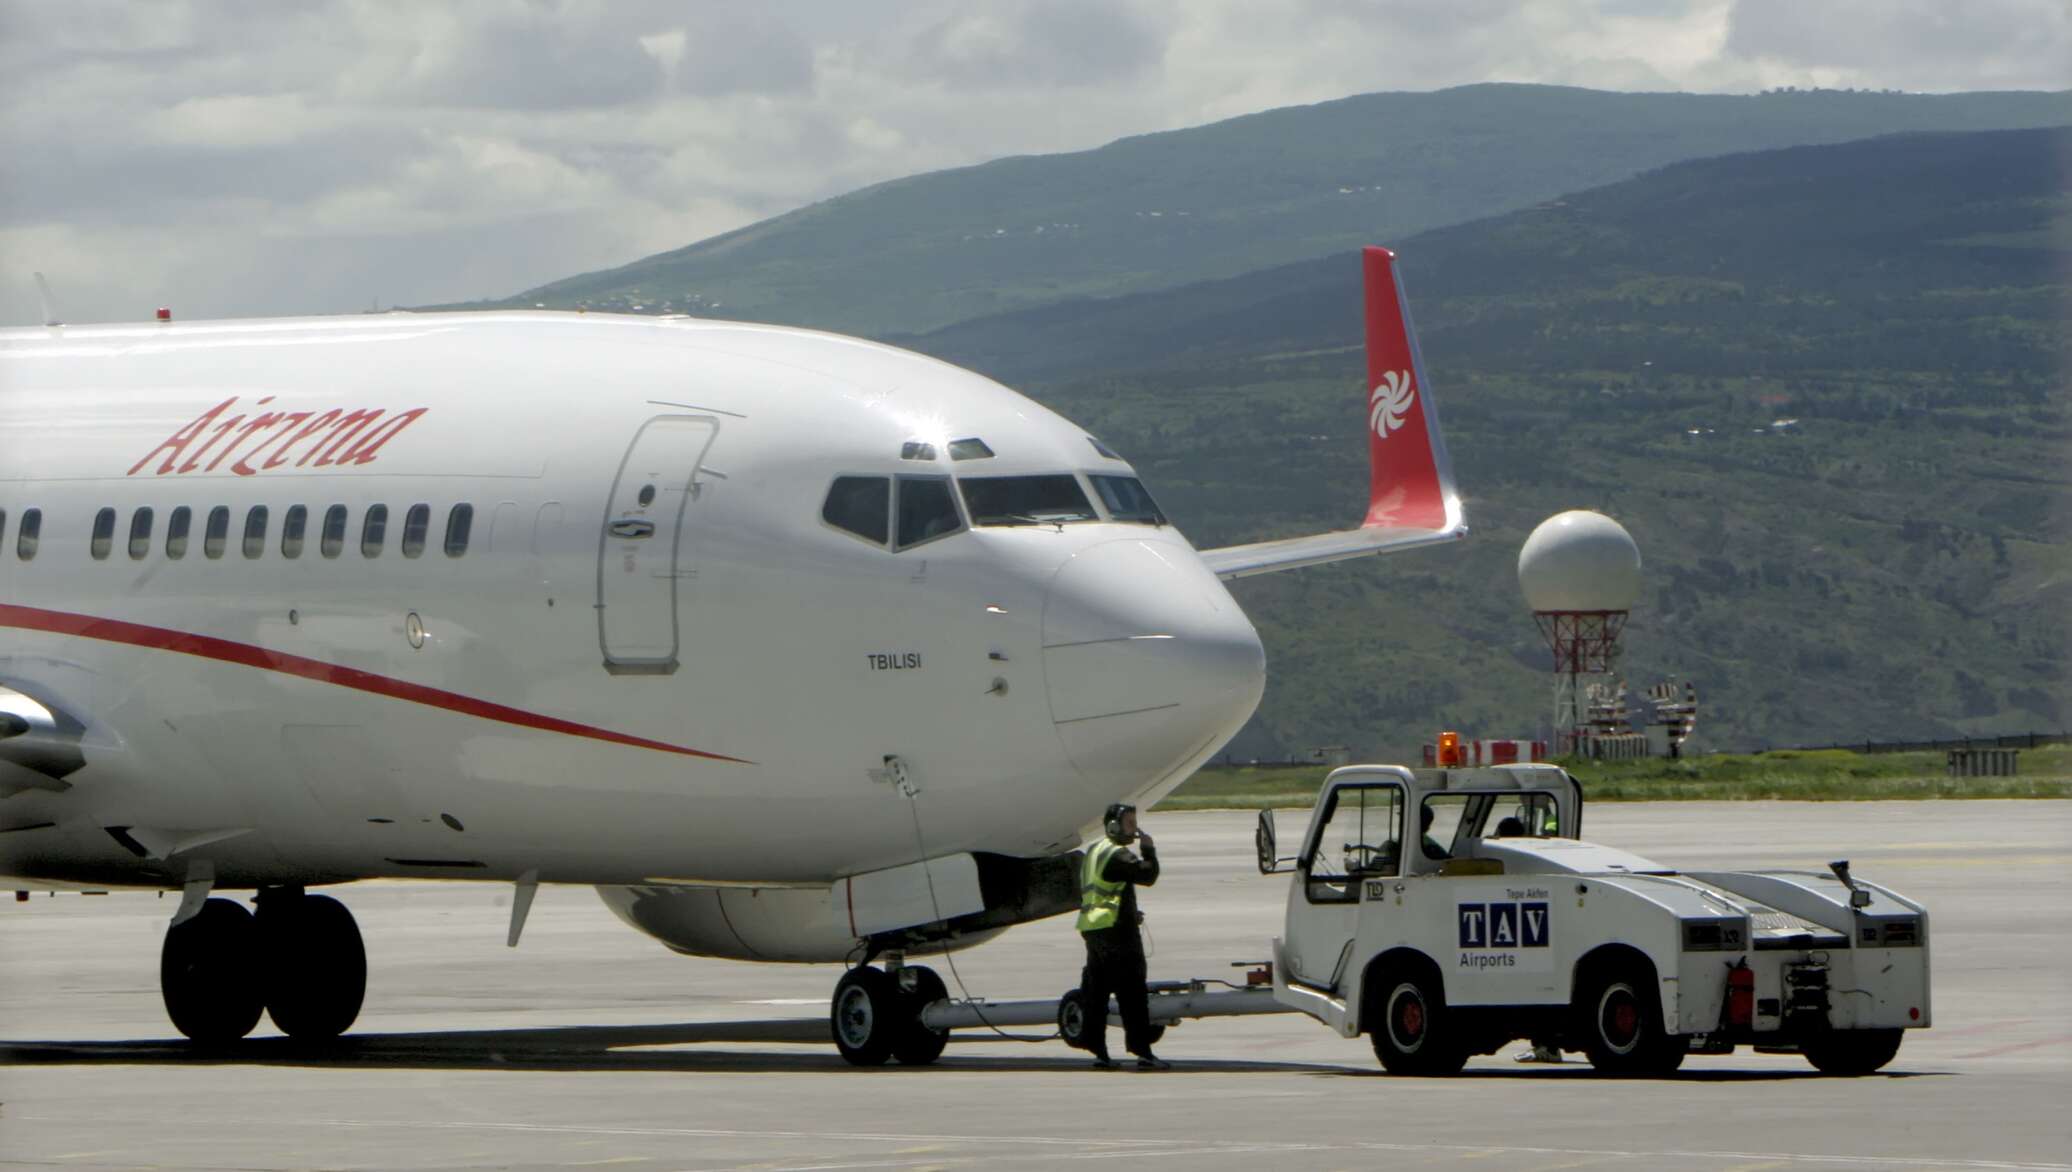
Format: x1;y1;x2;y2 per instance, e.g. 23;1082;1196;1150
1042;538;1266;789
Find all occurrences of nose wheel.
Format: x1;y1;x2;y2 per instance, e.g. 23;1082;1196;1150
830;963;952;1066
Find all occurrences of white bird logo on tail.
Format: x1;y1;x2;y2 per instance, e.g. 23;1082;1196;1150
1369;369;1416;440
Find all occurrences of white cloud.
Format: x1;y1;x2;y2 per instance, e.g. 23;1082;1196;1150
0;0;2063;324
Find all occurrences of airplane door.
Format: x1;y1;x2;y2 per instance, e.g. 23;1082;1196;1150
596;415;718;675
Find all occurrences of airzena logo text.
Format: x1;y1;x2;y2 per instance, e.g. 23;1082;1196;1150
128;396;430;477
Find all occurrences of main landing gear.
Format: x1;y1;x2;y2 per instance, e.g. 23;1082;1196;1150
830;960;950;1066
160;889;366;1043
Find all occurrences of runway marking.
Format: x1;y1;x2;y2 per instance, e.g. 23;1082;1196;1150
299;1119;2072;1170
1955;1033;2072;1059
1352;1144;2072;1170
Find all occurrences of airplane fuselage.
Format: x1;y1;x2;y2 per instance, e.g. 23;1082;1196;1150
0;312;1266;906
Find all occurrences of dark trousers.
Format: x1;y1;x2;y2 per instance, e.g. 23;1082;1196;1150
1080;927;1154;1057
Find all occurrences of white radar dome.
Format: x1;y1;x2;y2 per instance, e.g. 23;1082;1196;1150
1518;511;1642;613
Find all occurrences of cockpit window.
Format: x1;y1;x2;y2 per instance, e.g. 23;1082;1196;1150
823;476;890;545
959;474;1098;526
949;438;994;461
896;476;963;549
1090;475;1166;525
1088;436;1122;460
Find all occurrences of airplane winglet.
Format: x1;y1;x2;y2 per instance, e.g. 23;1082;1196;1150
1198;246;1465;580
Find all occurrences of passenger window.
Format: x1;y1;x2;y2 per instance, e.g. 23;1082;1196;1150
242;506;269;559
361;505;388;557
0;509;6;549
166;506;191;560
16;508;39;561
822;476;890;546
444;503;473;557
958;474;1098;526
895;476;963;550
401;503;430;557
128;507;154;560
281;505;307;559
90;508;115;560
1305;785;1403;904
320;505;347;558
204;506;230;559
1090;475;1166;525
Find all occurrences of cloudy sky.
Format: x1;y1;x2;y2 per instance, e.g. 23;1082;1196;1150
1;0;2063;325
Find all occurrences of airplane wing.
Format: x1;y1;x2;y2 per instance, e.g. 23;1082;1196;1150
1198;246;1465;581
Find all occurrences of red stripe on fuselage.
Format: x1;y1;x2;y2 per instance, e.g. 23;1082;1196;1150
0;603;750;764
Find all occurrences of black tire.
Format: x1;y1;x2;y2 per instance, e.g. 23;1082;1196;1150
1802;1028;1903;1075
891;966;949;1066
1367;964;1467;1075
1576;961;1688;1075
160;897;263;1043
831;966;898;1066
260;893;367;1040
1057;987;1094;1051
1057;987;1165;1053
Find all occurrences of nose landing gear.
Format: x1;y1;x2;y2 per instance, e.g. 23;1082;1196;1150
159;890;367;1043
830;960;950;1067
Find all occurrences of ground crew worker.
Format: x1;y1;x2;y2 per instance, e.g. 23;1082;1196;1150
1076;802;1168;1070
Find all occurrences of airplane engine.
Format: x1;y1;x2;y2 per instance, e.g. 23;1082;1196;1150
0;679;90;798
595;851;1078;963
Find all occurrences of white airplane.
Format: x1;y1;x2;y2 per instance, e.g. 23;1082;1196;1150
0;247;1461;1062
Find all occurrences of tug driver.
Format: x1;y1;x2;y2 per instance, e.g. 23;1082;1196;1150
1076;802;1169;1070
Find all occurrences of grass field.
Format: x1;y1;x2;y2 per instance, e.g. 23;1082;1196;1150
1155;745;2072;809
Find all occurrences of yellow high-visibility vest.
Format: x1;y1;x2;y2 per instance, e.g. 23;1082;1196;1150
1076;839;1126;933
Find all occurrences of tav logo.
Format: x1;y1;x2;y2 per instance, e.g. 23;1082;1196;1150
1369;370;1416;440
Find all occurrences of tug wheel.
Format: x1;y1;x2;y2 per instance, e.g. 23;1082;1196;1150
1802;1028;1903;1075
1576;959;1687;1076
1367;962;1466;1075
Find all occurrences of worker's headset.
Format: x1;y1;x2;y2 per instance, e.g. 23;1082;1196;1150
1103;802;1137;841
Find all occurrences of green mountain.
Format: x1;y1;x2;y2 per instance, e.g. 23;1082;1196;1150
898;127;2072;759
471;85;2072;337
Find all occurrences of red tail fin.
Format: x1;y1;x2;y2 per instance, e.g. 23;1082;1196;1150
1362;246;1455;531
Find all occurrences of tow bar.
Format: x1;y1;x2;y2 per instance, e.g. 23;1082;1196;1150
914;965;1299;1045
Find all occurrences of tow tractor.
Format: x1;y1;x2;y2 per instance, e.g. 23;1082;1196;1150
841;762;1930;1075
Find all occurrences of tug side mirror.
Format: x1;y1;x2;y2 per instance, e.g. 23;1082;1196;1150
1256;809;1279;874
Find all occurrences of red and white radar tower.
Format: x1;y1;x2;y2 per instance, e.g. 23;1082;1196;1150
1518;510;1642;752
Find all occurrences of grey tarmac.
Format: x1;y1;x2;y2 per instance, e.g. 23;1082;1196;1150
3;801;2068;1171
